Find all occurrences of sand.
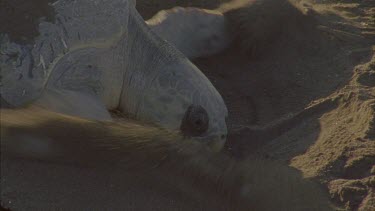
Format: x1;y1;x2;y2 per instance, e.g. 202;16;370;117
137;0;375;210
1;0;374;210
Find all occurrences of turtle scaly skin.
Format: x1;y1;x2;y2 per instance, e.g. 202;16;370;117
0;0;228;150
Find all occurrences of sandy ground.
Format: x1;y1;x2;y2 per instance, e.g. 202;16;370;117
137;0;375;210
1;0;374;210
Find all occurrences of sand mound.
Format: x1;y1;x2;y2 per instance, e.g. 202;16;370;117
136;0;375;210
137;0;230;19
0;0;373;210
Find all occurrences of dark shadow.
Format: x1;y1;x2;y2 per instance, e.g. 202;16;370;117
0;0;56;44
0;206;11;211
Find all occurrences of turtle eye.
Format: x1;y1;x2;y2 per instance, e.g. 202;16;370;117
180;104;209;137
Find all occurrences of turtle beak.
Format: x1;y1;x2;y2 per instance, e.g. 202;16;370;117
193;134;227;152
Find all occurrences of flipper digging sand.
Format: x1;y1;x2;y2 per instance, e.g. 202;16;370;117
1;107;333;211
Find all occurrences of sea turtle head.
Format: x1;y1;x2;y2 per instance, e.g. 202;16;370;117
137;58;228;152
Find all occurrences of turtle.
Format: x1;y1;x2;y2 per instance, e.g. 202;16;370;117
0;0;228;151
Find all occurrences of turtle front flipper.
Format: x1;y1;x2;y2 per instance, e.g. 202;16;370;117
146;7;232;59
1;0;131;108
34;88;112;121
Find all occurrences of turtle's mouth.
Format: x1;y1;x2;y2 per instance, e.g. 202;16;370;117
191;134;227;152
